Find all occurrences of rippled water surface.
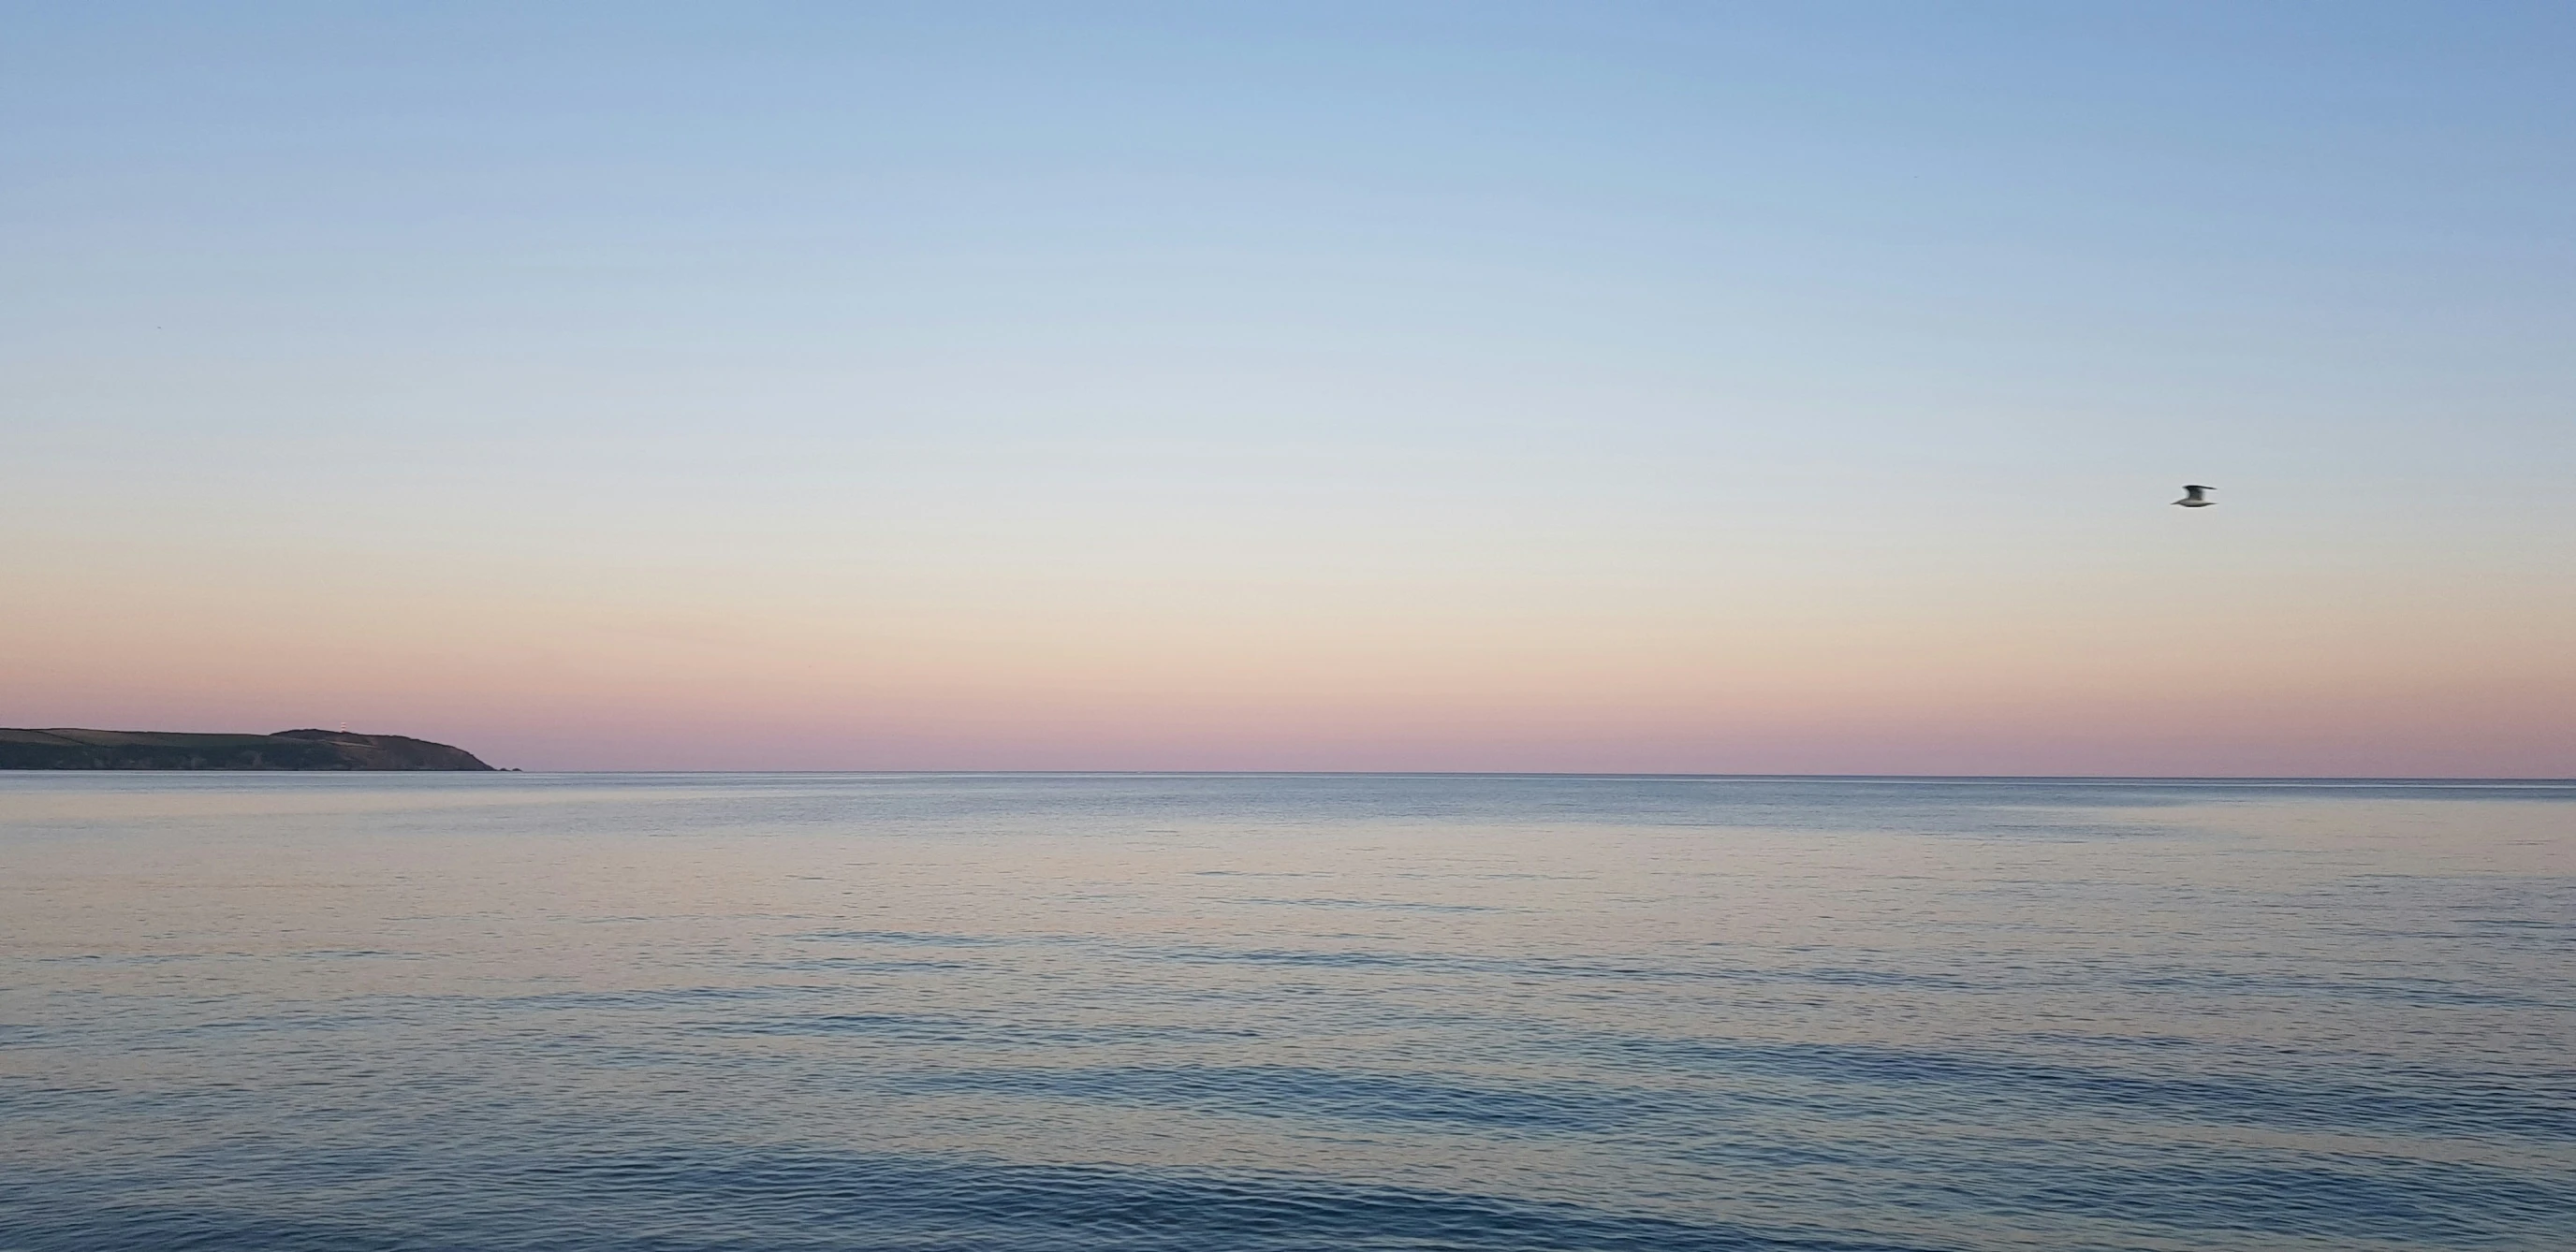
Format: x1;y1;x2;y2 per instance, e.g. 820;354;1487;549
3;773;2570;1251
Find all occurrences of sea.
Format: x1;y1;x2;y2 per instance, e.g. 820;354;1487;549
1;772;2569;1251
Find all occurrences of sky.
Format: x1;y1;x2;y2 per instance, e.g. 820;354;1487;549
4;2;2572;775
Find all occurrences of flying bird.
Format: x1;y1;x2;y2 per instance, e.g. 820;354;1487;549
2173;485;2215;508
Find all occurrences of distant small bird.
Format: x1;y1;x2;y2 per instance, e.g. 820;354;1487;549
2173;485;2215;508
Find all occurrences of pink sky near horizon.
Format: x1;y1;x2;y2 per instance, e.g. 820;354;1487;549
8;522;2569;775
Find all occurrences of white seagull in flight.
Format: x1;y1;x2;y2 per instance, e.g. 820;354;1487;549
2173;485;2215;508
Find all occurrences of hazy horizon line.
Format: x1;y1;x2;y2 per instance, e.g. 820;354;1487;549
34;768;2568;785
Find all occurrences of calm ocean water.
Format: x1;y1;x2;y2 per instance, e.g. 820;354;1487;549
2;773;2569;1251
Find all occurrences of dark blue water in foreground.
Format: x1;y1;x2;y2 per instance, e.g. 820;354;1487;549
3;774;2569;1251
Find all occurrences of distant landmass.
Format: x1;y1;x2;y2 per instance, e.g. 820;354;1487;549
0;728;496;771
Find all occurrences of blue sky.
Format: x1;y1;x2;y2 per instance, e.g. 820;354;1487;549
5;3;2571;771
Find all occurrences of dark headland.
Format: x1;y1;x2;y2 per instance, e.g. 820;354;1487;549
0;728;496;771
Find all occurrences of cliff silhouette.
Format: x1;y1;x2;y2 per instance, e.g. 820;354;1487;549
0;728;495;771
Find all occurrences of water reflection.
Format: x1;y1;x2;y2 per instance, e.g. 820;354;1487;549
3;773;2570;1250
